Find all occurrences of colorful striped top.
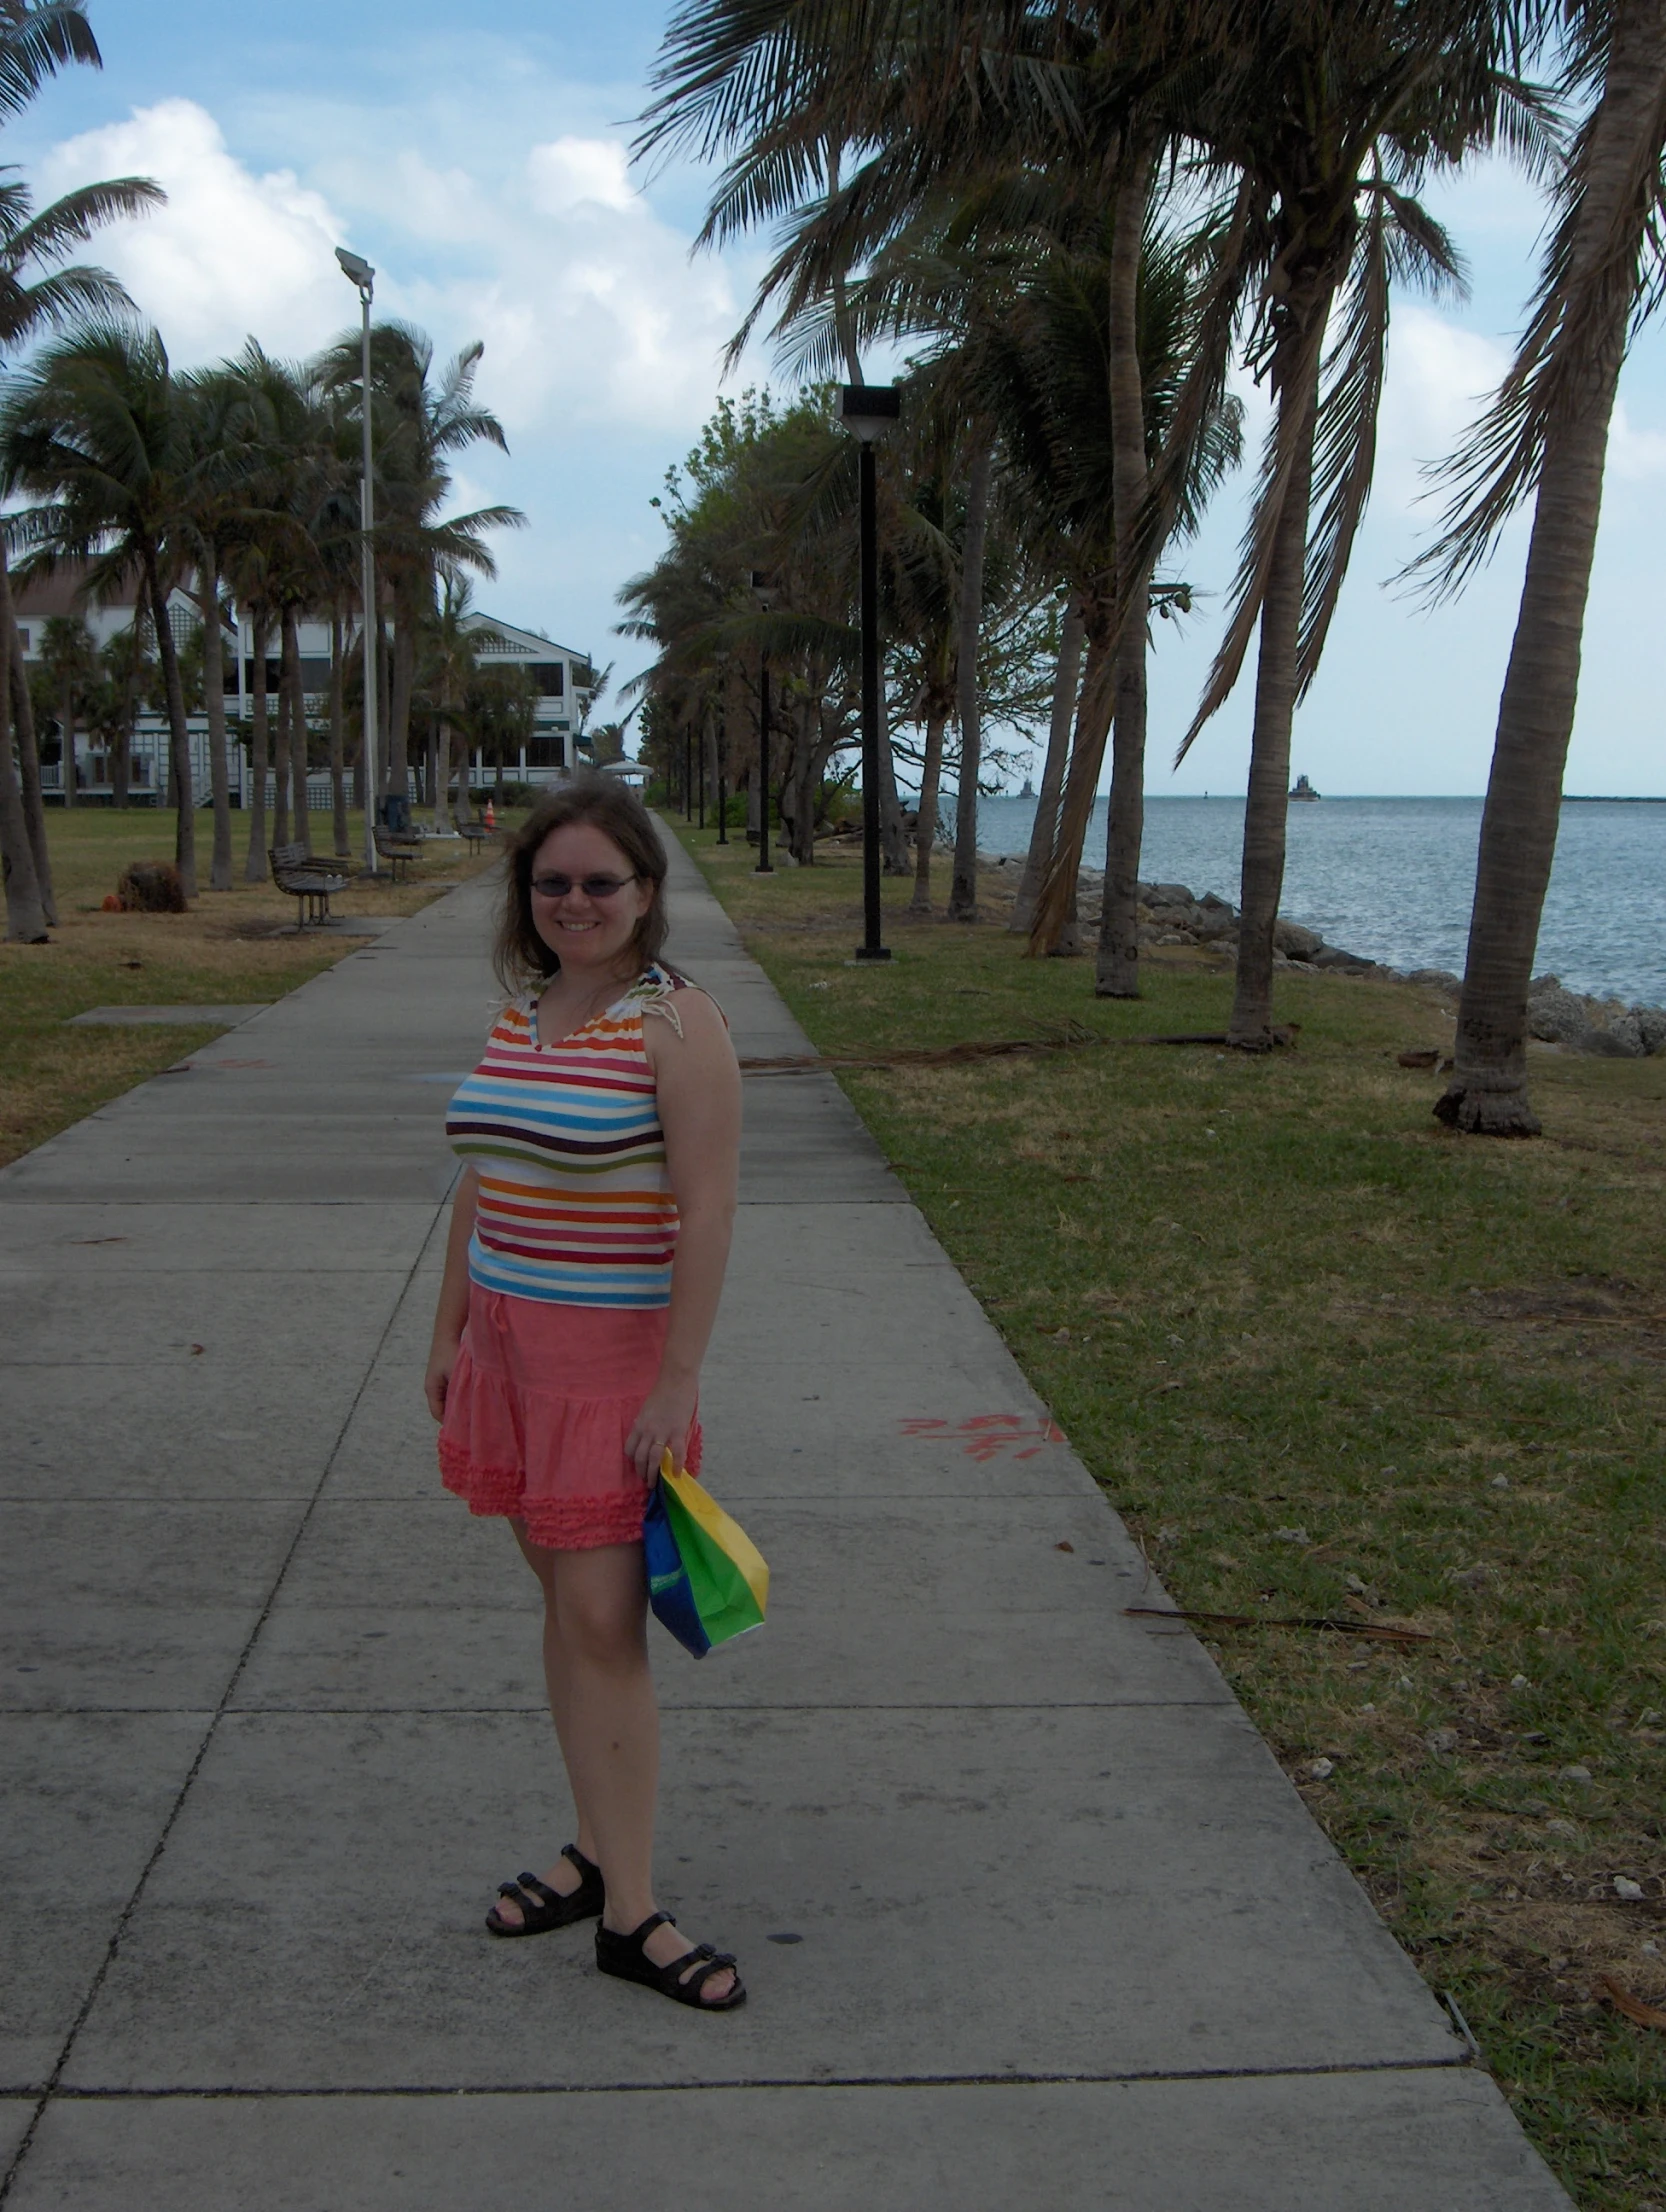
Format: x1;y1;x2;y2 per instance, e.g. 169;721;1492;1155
445;964;690;1309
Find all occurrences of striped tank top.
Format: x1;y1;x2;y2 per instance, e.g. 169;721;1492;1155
445;964;689;1308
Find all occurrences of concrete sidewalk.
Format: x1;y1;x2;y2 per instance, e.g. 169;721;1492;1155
0;833;1571;2208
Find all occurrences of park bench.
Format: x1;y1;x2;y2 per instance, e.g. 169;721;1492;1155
269;843;349;927
458;819;493;855
373;824;424;883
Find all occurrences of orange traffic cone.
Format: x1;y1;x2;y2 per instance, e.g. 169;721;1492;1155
484;800;496;831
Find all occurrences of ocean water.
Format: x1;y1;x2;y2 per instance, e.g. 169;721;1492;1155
965;795;1666;1006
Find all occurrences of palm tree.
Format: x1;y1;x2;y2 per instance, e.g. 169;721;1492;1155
35;608;96;805
1414;0;1666;1134
0;138;162;935
1169;0;1542;1045
318;321;521;810
3;323;200;893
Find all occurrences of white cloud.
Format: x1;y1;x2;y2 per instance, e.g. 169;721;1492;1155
1374;307;1509;511
38;99;351;365
34;97;751;439
528;138;638;216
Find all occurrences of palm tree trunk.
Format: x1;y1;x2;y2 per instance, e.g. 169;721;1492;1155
1437;0;1665;1133
197;557;232;891
0;557;47;939
145;556;197;898
1028;634;1115;955
910;706;948;914
1012;601;1084;933
949;435;994;921
1097;150;1158;998
389;609;415;802
329;605;349;855
244;614;271;880
1229;364;1320;1048
271;632;291;851
60;683;75;811
283;605;310;853
6;605;56;923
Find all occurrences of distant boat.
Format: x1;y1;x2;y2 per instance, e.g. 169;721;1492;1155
1290;774;1321;801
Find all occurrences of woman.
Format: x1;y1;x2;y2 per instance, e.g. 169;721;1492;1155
426;775;745;2010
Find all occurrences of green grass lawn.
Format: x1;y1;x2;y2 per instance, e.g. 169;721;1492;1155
0;807;500;1167
681;819;1666;2212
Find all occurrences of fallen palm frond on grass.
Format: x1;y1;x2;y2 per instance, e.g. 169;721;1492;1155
1597;1976;1666;2031
1125;1604;1435;1644
739;1021;1298;1074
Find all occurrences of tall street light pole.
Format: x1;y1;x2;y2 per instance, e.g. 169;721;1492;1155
839;384;900;962
336;247;379;876
715;654;729;845
750;571;774;875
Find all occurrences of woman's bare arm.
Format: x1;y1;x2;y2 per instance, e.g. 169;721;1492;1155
425;1165;479;1420
627;992;742;1477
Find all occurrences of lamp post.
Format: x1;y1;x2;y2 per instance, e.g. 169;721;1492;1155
715;655;729;845
336;246;379;875
839;383;900;962
750;570;774;874
697;719;706;829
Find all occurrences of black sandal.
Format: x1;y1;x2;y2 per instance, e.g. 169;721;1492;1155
595;1911;746;2009
485;1845;604;1938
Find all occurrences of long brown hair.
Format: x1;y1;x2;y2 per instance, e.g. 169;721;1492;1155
493;774;670;995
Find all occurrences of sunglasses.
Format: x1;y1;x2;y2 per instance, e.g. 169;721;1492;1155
529;871;639;900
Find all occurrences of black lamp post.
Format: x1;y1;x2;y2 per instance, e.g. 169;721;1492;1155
697;720;706;829
839;383;901;962
714;655;729;844
683;727;693;818
750;570;774;875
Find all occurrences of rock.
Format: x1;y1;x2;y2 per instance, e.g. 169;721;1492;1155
1614;1876;1644;1901
1447;1563;1490;1589
1544;1817;1579;1839
1273;918;1324;959
1311;945;1377;972
1191;906;1238;943
1398;1048;1440;1069
1581;1021;1645;1058
1199;891;1233;912
1527;985;1593;1043
1305;1757;1335;1781
1631;1005;1666;1054
1407;968;1463;991
1558;1763;1592;1783
1424;1728;1459;1754
1154;930;1192;946
1146;882;1194;907
1271;1526;1311;1545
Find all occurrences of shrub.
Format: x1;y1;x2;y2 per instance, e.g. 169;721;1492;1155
116;860;187;913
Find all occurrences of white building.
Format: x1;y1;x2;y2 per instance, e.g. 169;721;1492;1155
16;566;595;804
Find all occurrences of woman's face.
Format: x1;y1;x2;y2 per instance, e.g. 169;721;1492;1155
528;820;655;975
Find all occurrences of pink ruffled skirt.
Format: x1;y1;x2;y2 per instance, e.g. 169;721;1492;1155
438;1289;701;1549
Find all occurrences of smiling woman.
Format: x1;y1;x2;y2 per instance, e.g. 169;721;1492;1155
427;773;749;2010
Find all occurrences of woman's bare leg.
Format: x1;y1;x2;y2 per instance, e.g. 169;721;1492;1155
488;1522;599;1922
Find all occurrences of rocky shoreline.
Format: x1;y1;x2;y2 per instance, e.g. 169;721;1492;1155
984;858;1666;1059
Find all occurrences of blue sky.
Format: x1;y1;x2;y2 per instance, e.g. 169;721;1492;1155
9;0;1664;795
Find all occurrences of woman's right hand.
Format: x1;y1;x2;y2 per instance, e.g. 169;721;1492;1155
425;1336;461;1422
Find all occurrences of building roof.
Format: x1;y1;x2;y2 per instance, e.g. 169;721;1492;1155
463;611;590;666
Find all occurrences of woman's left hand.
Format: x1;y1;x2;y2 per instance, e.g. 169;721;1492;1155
626;1373;699;1481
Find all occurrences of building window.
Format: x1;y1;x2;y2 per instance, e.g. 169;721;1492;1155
16;627;28;652
526;735;567;768
530;662;564;697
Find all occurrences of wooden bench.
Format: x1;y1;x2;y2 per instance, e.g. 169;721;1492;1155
457;820;492;855
373;825;424;883
269;843;349;926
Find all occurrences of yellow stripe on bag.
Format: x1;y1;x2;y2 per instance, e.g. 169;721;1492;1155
662;1459;769;1618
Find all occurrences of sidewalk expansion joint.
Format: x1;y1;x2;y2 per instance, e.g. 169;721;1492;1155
33;2057;1471;2101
